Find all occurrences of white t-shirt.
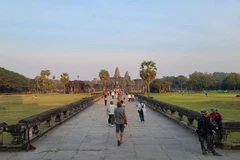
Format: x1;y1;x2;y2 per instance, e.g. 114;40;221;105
137;103;146;112
108;104;116;115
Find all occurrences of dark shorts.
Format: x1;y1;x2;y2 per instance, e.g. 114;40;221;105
116;123;124;133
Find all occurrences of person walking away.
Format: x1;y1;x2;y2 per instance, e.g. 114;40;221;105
137;102;146;122
114;102;127;146
104;94;108;106
107;101;115;126
196;109;222;156
128;94;131;102
111;91;115;99
123;97;126;104
131;94;135;102
120;100;126;108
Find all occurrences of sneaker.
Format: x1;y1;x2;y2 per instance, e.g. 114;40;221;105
111;125;113;127
117;140;120;146
215;153;222;156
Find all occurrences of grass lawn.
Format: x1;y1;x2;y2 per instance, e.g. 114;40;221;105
150;92;240;142
150;92;240;120
0;93;90;124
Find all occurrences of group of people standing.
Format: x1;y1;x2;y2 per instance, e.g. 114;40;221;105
196;108;223;156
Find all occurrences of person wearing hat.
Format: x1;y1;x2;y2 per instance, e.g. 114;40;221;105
196;109;222;156
208;108;223;144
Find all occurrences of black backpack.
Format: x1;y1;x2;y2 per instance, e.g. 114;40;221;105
196;117;206;136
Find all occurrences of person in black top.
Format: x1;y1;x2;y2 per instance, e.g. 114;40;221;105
196;109;222;156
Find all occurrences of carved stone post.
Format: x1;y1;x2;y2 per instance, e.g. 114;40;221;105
45;119;51;127
178;113;183;121
32;125;39;134
63;111;68;118
11;132;24;145
187;118;194;126
55;114;61;122
69;108;73;115
8;124;25;145
220;131;231;149
170;110;176;116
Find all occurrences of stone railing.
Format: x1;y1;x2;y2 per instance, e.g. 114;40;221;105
136;94;240;150
0;94;102;151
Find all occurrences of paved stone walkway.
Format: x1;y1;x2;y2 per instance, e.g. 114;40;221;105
1;95;239;160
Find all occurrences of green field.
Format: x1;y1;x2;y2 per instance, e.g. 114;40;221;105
150;92;240;142
0;93;90;124
150;92;240;120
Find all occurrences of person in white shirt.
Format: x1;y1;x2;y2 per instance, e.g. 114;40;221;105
137;102;146;122
107;101;116;126
128;94;131;102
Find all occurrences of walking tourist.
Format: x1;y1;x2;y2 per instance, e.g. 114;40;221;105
106;101;116;126
137;101;146;122
114;102;127;146
104;94;108;106
128;94;131;102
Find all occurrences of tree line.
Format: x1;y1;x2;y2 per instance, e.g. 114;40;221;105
161;72;240;92
1;65;240;94
0;67;70;93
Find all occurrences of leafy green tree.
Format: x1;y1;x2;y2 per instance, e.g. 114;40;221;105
227;73;240;90
152;79;170;93
186;79;196;92
120;79;127;90
175;75;187;91
213;72;227;90
128;80;135;91
201;73;216;90
60;72;69;94
140;60;157;96
0;67;29;93
98;69;110;93
42;78;55;93
109;79;115;89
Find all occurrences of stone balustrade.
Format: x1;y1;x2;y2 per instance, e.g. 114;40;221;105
136;94;240;150
0;94;102;151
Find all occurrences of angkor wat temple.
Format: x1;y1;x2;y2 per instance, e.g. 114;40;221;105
110;67;131;88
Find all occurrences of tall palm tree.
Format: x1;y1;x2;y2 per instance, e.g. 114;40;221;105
45;70;51;78
140;61;157;96
60;72;69;94
98;69;110;93
40;70;46;79
34;76;41;93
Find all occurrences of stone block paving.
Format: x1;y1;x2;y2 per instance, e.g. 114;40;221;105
1;95;239;160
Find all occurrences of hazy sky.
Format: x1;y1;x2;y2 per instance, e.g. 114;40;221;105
1;0;240;80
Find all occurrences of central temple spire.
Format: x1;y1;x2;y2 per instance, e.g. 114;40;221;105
114;67;121;78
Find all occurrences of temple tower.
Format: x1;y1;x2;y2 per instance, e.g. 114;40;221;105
114;67;121;78
124;71;129;80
